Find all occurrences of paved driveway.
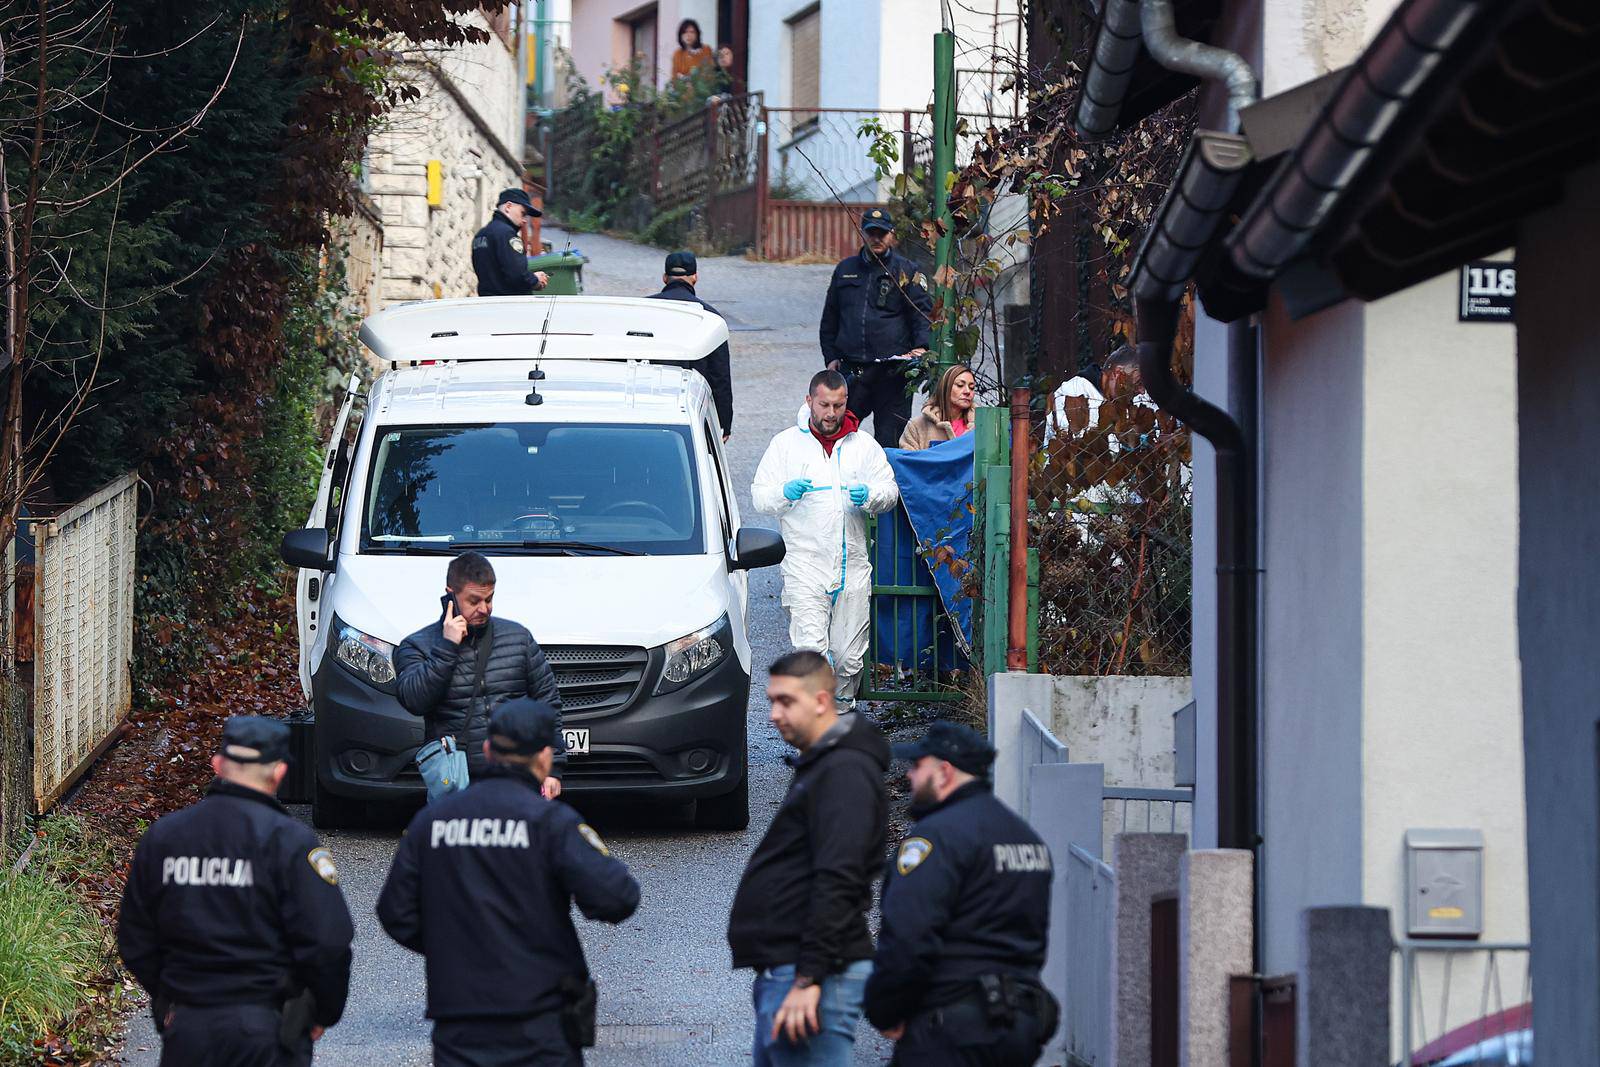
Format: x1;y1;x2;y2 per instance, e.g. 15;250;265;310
119;229;895;1065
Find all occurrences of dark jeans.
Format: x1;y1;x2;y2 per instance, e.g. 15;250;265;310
889;997;1052;1066
432;1013;581;1067
845;360;915;449
159;1003;310;1067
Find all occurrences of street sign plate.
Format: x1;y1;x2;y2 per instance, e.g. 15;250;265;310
1458;260;1516;322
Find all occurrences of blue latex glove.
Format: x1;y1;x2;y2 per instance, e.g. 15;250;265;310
848;484;870;507
783;478;813;502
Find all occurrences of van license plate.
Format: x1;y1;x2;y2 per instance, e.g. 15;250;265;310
562;728;590;755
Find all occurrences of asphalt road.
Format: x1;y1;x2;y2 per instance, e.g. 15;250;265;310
118;229;895;1065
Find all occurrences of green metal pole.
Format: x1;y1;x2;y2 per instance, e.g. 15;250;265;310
930;31;958;375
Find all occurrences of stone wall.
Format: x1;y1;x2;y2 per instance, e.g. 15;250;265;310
366;13;526;304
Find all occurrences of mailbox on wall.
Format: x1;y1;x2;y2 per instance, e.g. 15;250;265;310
1404;828;1485;938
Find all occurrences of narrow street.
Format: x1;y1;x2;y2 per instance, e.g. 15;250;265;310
117;229;895;1065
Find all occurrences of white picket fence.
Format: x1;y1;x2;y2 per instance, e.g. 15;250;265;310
30;473;136;808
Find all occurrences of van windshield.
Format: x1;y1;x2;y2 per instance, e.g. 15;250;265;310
361;422;704;555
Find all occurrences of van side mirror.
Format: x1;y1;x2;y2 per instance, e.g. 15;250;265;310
731;527;785;571
281;528;332;570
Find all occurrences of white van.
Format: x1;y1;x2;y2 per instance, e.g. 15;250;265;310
280;296;784;829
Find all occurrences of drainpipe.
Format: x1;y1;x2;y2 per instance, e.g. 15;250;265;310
1140;0;1258;133
1007;385;1031;671
1122;1;1263;1057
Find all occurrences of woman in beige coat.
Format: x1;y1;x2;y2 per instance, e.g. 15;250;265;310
898;363;978;450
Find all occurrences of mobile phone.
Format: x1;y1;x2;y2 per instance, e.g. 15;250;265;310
441;592;461;617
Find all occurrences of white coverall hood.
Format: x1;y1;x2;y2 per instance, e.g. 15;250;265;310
751;403;900;698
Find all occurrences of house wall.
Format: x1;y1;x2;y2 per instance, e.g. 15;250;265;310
568;0;717;95
1360;267;1527;961
1257;298;1367;976
366;10;527;304
1515;160;1600;1066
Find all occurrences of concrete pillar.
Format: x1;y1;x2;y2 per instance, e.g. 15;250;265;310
1179;849;1253;1067
1297;907;1393;1067
1109;833;1186;1067
987;670;1055;810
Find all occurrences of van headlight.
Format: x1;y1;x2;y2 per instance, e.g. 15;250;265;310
655;616;731;694
334;621;397;687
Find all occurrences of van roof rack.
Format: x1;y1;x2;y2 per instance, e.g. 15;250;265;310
359;296;729;368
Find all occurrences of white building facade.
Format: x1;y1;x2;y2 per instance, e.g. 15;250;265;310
364;8;530;304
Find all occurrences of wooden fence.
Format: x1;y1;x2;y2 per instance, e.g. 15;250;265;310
762;201;890;262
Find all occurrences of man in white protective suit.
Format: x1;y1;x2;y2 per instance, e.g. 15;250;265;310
752;369;900;705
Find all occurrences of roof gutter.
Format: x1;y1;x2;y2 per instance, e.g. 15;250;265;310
1225;0;1490;280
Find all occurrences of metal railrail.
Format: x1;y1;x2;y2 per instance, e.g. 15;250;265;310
1063;843;1116;1065
1396;940;1531;1067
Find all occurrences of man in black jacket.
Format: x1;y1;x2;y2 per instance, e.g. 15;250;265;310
818;210;933;449
472;188;550;296
727;650;889;1066
646;250;734;440
395;551;567;797
118;717;354;1066
865;722;1058;1065
377;698;641;1067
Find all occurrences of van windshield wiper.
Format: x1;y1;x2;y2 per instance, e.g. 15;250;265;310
457;540;643;557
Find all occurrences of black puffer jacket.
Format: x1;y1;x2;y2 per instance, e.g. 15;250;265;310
394;614;566;777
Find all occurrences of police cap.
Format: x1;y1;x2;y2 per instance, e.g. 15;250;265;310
861;208;895;233
892;720;996;775
665;250;698;277
489;697;561;755
497;188;542;217
220;716;291;764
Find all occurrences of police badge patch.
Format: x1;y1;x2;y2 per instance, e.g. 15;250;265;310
509;236;525;254
577;823;610;856
896;837;933;875
307;847;340;886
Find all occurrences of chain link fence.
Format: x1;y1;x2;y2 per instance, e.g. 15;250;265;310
1032;380;1193;677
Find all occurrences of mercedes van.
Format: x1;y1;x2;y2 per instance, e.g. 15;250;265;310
280;296;783;829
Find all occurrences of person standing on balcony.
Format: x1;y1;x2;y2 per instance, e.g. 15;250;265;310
751;370;899;705
671;19;713;80
646;250;734;440
819;210;933;449
471;189;549;296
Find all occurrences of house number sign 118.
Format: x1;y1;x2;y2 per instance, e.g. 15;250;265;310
1458;260;1516;322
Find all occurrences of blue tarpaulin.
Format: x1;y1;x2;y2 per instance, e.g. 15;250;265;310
871;433;975;668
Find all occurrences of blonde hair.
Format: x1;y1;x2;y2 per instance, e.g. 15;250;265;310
933;363;977;421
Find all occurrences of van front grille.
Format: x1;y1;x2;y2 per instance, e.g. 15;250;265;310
543;645;649;716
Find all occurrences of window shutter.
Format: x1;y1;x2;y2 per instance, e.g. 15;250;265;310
790;7;821;123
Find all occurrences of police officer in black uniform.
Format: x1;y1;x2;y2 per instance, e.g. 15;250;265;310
377;698;641;1066
117;717;354;1067
818;208;933;449
472;188;550;296
865;722;1059;1065
645;250;735;439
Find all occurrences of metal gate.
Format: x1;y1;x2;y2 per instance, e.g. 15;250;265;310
861;508;964;702
31;473;136;809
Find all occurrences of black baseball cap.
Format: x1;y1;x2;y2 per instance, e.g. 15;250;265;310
489;697;561;755
498;188;542;217
861;208;895;232
665;250;698;276
220;716;291;764
892;720;996;775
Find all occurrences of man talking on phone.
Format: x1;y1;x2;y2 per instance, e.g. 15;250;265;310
396;551;567;799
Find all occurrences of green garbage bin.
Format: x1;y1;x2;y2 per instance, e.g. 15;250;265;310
527;250;587;295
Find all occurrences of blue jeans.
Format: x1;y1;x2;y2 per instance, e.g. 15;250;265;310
752;960;872;1067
